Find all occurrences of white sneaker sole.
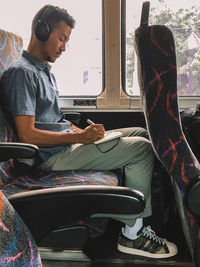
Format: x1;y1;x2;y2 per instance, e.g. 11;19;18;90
117;242;178;259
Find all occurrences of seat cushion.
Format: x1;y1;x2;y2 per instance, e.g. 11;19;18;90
0;108;119;197
1;167;119;197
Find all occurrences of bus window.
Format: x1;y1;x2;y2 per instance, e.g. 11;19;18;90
0;0;103;97
125;0;200;97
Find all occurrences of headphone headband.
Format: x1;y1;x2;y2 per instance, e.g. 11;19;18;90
39;6;54;23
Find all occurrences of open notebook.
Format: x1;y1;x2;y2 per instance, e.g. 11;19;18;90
94;131;122;144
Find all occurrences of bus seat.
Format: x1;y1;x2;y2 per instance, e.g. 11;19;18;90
0;28;145;254
0;190;42;266
134;2;200;266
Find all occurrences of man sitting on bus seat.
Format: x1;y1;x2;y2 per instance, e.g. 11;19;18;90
0;5;178;259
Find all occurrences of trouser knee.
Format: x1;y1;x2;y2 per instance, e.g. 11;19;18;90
135;137;155;163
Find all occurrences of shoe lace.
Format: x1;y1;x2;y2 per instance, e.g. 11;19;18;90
141;226;166;245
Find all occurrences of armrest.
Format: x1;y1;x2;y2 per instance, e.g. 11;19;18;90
0;142;39;162
8;185;145;243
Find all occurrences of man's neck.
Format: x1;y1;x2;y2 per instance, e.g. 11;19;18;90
27;41;47;64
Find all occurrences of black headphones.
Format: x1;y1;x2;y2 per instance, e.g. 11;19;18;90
34;7;54;42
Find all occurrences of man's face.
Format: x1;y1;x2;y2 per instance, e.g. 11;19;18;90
42;21;72;63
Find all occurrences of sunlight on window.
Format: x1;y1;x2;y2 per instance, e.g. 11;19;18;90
126;0;200;96
0;0;102;97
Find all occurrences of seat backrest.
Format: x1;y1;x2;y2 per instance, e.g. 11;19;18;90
0;29;22;187
0;185;42;265
135;2;200;187
0;29;21;146
0;29;22;186
0;29;42;266
0;29;23;79
134;2;200;266
0;28;22;140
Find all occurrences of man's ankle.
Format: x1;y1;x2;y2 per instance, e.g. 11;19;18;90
122;218;143;240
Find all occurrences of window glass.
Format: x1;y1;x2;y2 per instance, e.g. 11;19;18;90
126;0;200;96
1;0;102;97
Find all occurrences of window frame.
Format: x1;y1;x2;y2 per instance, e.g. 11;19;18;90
61;0;200;111
61;0;131;110
54;0;105;98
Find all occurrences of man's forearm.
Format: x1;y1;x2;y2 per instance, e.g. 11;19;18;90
18;127;83;147
15;116;105;146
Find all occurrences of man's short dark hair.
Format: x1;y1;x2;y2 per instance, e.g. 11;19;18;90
32;5;76;35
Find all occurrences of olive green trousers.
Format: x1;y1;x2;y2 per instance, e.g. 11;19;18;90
42;127;155;226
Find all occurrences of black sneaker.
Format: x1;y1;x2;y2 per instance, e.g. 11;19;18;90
117;225;178;258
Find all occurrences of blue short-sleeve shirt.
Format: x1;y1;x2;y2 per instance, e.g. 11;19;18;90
1;50;72;168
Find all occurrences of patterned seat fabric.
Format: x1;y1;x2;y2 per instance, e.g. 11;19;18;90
0;191;42;266
135;20;200;266
0;29;42;266
0;29;23;80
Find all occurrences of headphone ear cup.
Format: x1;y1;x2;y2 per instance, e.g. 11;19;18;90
34;20;50;42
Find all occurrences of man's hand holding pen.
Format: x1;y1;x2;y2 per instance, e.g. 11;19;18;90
78;119;105;144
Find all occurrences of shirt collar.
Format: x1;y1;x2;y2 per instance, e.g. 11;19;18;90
22;50;52;72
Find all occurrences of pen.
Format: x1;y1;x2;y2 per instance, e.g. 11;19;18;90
87;119;95;125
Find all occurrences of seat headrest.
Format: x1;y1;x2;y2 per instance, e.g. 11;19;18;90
0;29;23;79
